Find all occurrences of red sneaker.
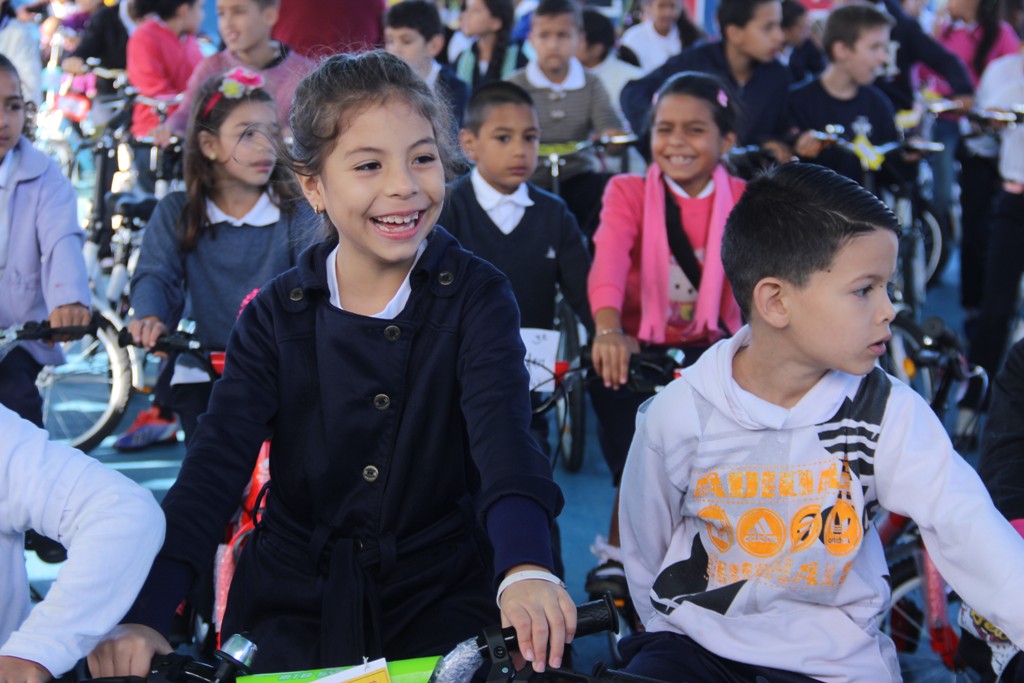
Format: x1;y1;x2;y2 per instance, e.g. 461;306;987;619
114;407;179;451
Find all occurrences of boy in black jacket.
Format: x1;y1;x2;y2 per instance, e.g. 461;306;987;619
439;81;593;454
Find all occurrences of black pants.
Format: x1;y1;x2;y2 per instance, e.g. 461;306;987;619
560;171;610;242
969;191;1024;378
0;347;44;427
170;380;214;446
959;153;1001;311
619;631;823;683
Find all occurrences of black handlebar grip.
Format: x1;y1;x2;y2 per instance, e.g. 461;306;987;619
117;327;134;347
575;594;619;637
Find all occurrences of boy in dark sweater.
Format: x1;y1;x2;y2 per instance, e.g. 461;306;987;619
439;81;593;446
787;3;899;183
385;0;468;127
620;0;791;151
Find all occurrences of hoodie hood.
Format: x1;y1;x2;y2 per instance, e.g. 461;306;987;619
682;325;866;432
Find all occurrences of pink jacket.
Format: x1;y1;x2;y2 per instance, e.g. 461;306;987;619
589;163;744;345
126;19;203;137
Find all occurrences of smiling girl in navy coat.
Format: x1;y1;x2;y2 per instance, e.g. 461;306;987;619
88;50;575;676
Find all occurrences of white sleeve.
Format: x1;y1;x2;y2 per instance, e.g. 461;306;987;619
874;384;1024;648
0;405;165;676
619;397;687;626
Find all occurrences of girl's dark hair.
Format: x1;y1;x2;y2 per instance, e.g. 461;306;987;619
943;0;1002;77
289;51;458;238
134;0;196;21
180;71;301;252
481;0;516;42
0;0;14;20
649;71;739;137
782;0;807;29
677;4;705;47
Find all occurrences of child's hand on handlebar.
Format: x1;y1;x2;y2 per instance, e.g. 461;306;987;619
128;317;169;353
498;565;576;673
48;303;92;343
0;655;52;683
592;331;639;389
87;624;172;679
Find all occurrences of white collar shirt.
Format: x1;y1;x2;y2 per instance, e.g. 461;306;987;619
470;166;534;235
326;240;427;317
205;192;280;227
526;56;586;92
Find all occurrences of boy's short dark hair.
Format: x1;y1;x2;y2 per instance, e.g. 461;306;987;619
781;0;807;29
822;3;894;61
722;163;900;318
463;80;536;134
581;8;616;61
533;0;583;27
717;0;779;31
385;0;443;40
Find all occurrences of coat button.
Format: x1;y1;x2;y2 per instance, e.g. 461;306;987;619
289;287;303;301
373;393;391;410
384;325;400;341
362;465;379;482
438;271;454;285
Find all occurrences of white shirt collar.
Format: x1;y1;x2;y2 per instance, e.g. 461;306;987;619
326;240;427;317
470;167;534;210
526;56;586;92
664;175;715;199
425;59;442;90
0;147;18;190
205;192;280;227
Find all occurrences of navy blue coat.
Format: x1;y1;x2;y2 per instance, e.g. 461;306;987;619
147;227;563;670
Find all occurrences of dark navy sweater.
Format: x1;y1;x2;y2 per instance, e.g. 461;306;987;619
787;78;898;183
439;176;594;332
620;41;793;145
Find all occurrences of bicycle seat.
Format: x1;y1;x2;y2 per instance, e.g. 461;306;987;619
111;193;158;224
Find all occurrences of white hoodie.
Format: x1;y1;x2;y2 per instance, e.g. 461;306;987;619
0;405;164;677
620;327;1024;683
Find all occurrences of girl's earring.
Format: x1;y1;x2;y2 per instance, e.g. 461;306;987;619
208;152;217;162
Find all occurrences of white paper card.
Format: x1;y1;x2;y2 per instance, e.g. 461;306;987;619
312;659;390;683
521;328;561;392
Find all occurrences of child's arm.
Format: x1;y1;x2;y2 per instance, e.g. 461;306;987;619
978;341;1024;524
589;78;626;140
588;176;644;387
619;393;686;627
455;268;572;670
36;162;90;319
875;384;1024;647
128;195;188;346
0;406;164;680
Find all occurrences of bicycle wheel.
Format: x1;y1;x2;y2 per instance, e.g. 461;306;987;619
38;313;132;452
920;208;949;288
882;314;940;403
554;296;586;472
882;544;981;683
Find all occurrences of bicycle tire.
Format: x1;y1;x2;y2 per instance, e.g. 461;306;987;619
555;297;586;472
882;544;981;682
881;314;940;403
38;312;132;452
919;208;949;288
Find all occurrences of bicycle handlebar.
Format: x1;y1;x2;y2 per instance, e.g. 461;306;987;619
10;318;100;341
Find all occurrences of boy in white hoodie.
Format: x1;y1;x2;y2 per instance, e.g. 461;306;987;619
617;163;1024;683
0;405;164;683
